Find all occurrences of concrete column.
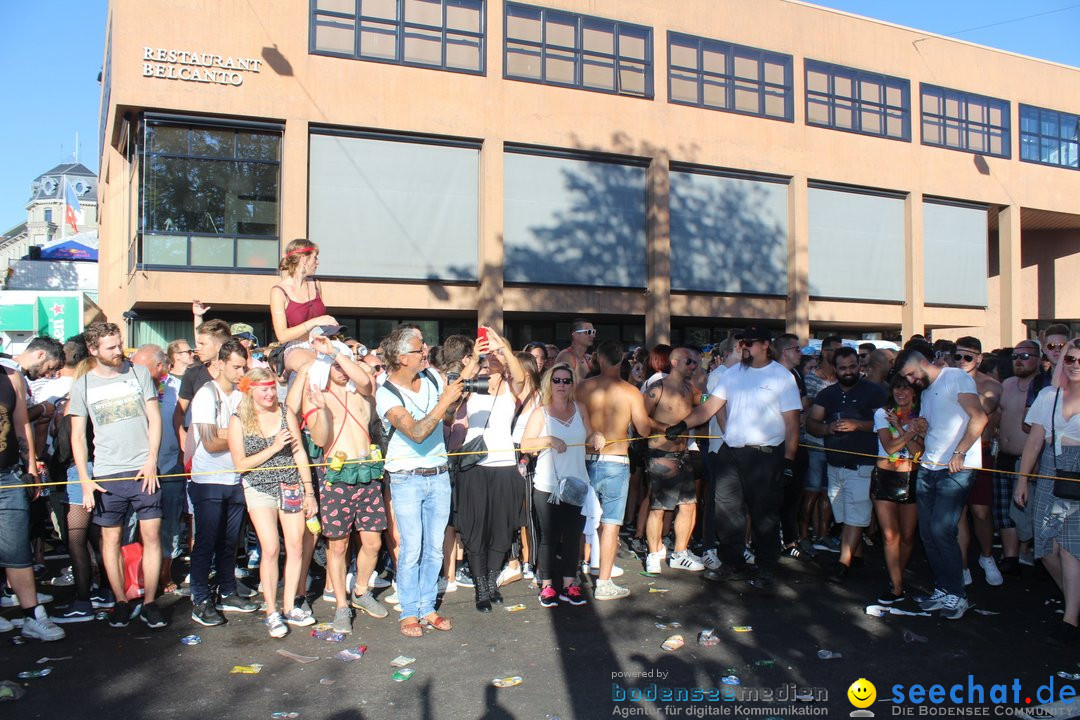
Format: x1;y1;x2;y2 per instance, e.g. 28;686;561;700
902;192;925;341
997;205;1024;345
786;175;809;340
280;117;309;246
646;152;671;346
478;138;504;330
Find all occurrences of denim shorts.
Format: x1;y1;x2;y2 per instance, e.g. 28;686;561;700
0;467;33;569
64;463;93;506
587;458;630;525
804;447;828;492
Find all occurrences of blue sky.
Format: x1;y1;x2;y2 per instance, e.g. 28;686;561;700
0;1;1078;231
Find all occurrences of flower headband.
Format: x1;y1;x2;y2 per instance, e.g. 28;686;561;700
238;376;276;393
285;246;315;258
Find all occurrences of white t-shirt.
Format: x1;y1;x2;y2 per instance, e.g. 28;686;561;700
1026;387;1080;454
920;367;981;468
190;380;242;485
376;370;446;472
873;407;919;461
463;385;517;467
705;365;728;447
715;362;801;448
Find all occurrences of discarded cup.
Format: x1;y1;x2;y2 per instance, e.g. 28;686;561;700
390;655;416;668
311;628;346;643
661;634;684;652
230;664;263;674
817;650;842;660
335;646;367;662
505;604;527;612
731;625;753;633
0;680;25;702
392;668;415;682
319;678;335;686
1057;671;1080;680
697;629;720;647
17;668;52;679
277;649;319;664
902;630;928;644
180;635;202;646
721;675;741;686
493;676;523;688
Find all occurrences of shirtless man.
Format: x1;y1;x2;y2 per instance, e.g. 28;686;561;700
952;336;1004;587
642;346;704;574
996;339;1041;573
554;318;595;381
305;336;389;635
576;340;655;599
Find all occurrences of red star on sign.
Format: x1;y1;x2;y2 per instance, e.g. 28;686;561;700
51;303;64;316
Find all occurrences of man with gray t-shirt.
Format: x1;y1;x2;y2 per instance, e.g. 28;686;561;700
70;322;165;630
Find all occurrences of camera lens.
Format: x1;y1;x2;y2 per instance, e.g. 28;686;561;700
462;377;490;394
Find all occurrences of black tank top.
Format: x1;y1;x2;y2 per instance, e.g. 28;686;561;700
0;369;20;469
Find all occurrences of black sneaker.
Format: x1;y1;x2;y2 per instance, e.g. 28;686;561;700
628;537;649;555
877;587;906;605
108;600;140;628
998;556;1022;577
141;601;167;629
90;587;115;609
216;593;258;613
191;599;225;627
826;561;849;585
53;600;95;624
703;563;757;583
780;545;807;561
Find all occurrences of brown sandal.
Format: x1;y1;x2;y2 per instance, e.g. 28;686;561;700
421;613;453;631
399;617;423;638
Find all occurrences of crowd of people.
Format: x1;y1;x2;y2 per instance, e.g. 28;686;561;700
0;238;1076;650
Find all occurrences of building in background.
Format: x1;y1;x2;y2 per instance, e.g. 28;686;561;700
96;0;1080;350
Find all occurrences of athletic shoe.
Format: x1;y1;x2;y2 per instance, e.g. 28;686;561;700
877;588;906;605
50;568;75;587
628;537;649;555
780;545;806;561
702;549;721;571
669;550;705;572
332;606;353;634
559;585;587;606
265;612;288;638
53;600;95;624
0;615;13;633
919;588;948;611
285;606;316;627
1019;552;1035;567
645;551;664;574
812;536;840;553
743;545;756;565
321;588;337;604
940;594;970;620
662;535;674;552
797;538;819;558
90;587;115;609
538;586;559;608
521;563;535;580
217;593;257;613
454;567;474;589
369;571;391;589
383;582;399;605
141;601;168;629
589;565;625;578
826;561;849;585
247;548;261;569
108;600;140;628
703;563;756;583
497;564;523;587
979;556;1004;586
962;569;973;586
593;579;630;601
0;589;52;608
21;606;64;642
312;543;327;569
350;591;388;619
861;533;875;548
191;599;225;627
235;580;258;599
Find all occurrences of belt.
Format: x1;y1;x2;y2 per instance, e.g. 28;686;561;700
389;464;449;477
735;445;777;454
587;454;630;465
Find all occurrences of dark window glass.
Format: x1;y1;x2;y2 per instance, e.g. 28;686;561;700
504;3;653;98
920;84;1010;158
141;122;281;270
310;0;485;74
667;32;791;121
1019;104;1079;170
804;59;909;141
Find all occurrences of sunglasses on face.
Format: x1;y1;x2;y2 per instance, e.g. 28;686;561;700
953;353;977;363
573;329;597;336
370;364;385;372
1046;342;1066;352
1012;352;1036;361
551;376;573;385
1064;355;1080;366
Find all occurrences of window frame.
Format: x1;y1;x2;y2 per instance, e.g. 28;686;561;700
503;2;654;99
1019;103;1080;171
666;31;793;122
804;59;910;141
309;0;487;76
920;83;1011;159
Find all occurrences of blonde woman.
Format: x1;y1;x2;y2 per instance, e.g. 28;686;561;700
270;238;339;375
228;368;317;638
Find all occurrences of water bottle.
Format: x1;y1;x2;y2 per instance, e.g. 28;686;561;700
306;516;322;535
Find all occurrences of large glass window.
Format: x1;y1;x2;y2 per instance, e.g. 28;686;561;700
311;0;484;74
668;32;792;121
1020;104;1079;170
504;3;652;98
921;84;1010;158
923;201;988;307
805;60;909;140
141;120;281;270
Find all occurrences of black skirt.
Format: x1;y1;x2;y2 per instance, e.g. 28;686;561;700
453;464;527;554
871;466;917;504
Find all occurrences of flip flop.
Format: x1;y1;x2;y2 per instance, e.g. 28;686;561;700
421;613;453;631
399;617;423;638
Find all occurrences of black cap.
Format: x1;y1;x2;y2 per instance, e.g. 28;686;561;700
740;326;772;343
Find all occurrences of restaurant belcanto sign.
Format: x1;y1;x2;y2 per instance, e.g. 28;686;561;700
142;48;261;86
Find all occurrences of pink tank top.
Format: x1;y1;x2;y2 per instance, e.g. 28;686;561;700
279;282;327;328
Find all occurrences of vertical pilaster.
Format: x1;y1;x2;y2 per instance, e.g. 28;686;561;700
997;205;1024;345
786;175;810;340
478;138;505;329
646;152;671;346
903;192;925;340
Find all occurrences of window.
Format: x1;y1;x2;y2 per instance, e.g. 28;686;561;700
805;60;909;140
44;208;53;224
141;119;281;270
310;0;484;74
504;3;652;98
1020;104;1079;170
921;84;1010;157
668;32;792;121
923;200;988;307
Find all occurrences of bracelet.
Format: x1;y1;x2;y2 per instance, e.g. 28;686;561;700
953;449;966;456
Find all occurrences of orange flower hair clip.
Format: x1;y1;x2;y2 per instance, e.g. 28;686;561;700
238;377;275;393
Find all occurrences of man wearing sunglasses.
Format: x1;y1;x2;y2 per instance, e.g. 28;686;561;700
555;318;596;382
997;339;1042;574
951;337;1004;587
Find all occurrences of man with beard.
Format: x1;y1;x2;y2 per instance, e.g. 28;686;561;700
1;337;64;430
806;347;886;583
996;339;1042;572
555;318;596;381
69;322;165;629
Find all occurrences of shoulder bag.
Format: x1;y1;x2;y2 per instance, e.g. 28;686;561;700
1050;389;1080;501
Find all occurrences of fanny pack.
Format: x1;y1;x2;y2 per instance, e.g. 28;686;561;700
326;458;384;486
549;475;590;507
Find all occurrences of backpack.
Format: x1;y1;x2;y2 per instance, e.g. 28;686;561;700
379;370;439;454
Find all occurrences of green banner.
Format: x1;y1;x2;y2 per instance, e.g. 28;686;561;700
0;304;35;331
37;296;81;342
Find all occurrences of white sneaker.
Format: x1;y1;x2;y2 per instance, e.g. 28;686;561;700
593;579;630;601
521;563;535;580
703;549;721;571
21;606;65;642
384;582;399;605
669;550;705;572
497;564;523;587
589;565;624;578
645;551;664;574
0;615;13;633
979;556;1003;587
743;545;756;565
962;569;973;586
369;571;390;589
321;588;337;604
345;571;355;595
285;606;315;627
940;594;970;620
0;590;52;608
265;612;288;638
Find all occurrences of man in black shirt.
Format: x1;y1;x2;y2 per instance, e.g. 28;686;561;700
806;347;886;583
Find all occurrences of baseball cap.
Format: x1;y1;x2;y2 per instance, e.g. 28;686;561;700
230;322;259;346
740;326;772;343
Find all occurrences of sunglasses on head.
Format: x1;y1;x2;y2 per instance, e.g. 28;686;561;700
953;352;977;363
551;376;573;385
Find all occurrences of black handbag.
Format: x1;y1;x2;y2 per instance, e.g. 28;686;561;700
1050;390;1080;501
451;379;501;476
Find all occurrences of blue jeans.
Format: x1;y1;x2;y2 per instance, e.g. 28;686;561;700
188;483;246;605
917;468;974;597
389;470;451;621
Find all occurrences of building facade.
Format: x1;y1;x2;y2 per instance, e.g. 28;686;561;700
97;0;1080;350
1;162;98;271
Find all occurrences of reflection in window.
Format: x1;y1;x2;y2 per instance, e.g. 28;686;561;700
921;84;1010;158
805;60;909;140
142;121;281;269
311;0;484;74
504;3;652;98
668;32;791;121
1019;104;1079;170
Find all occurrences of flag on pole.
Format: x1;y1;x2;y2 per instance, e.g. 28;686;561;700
64;179;83;234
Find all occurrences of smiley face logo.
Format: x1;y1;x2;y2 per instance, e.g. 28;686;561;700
848;678;877;709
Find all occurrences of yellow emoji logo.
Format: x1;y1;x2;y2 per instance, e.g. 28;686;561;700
848;678;877;709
